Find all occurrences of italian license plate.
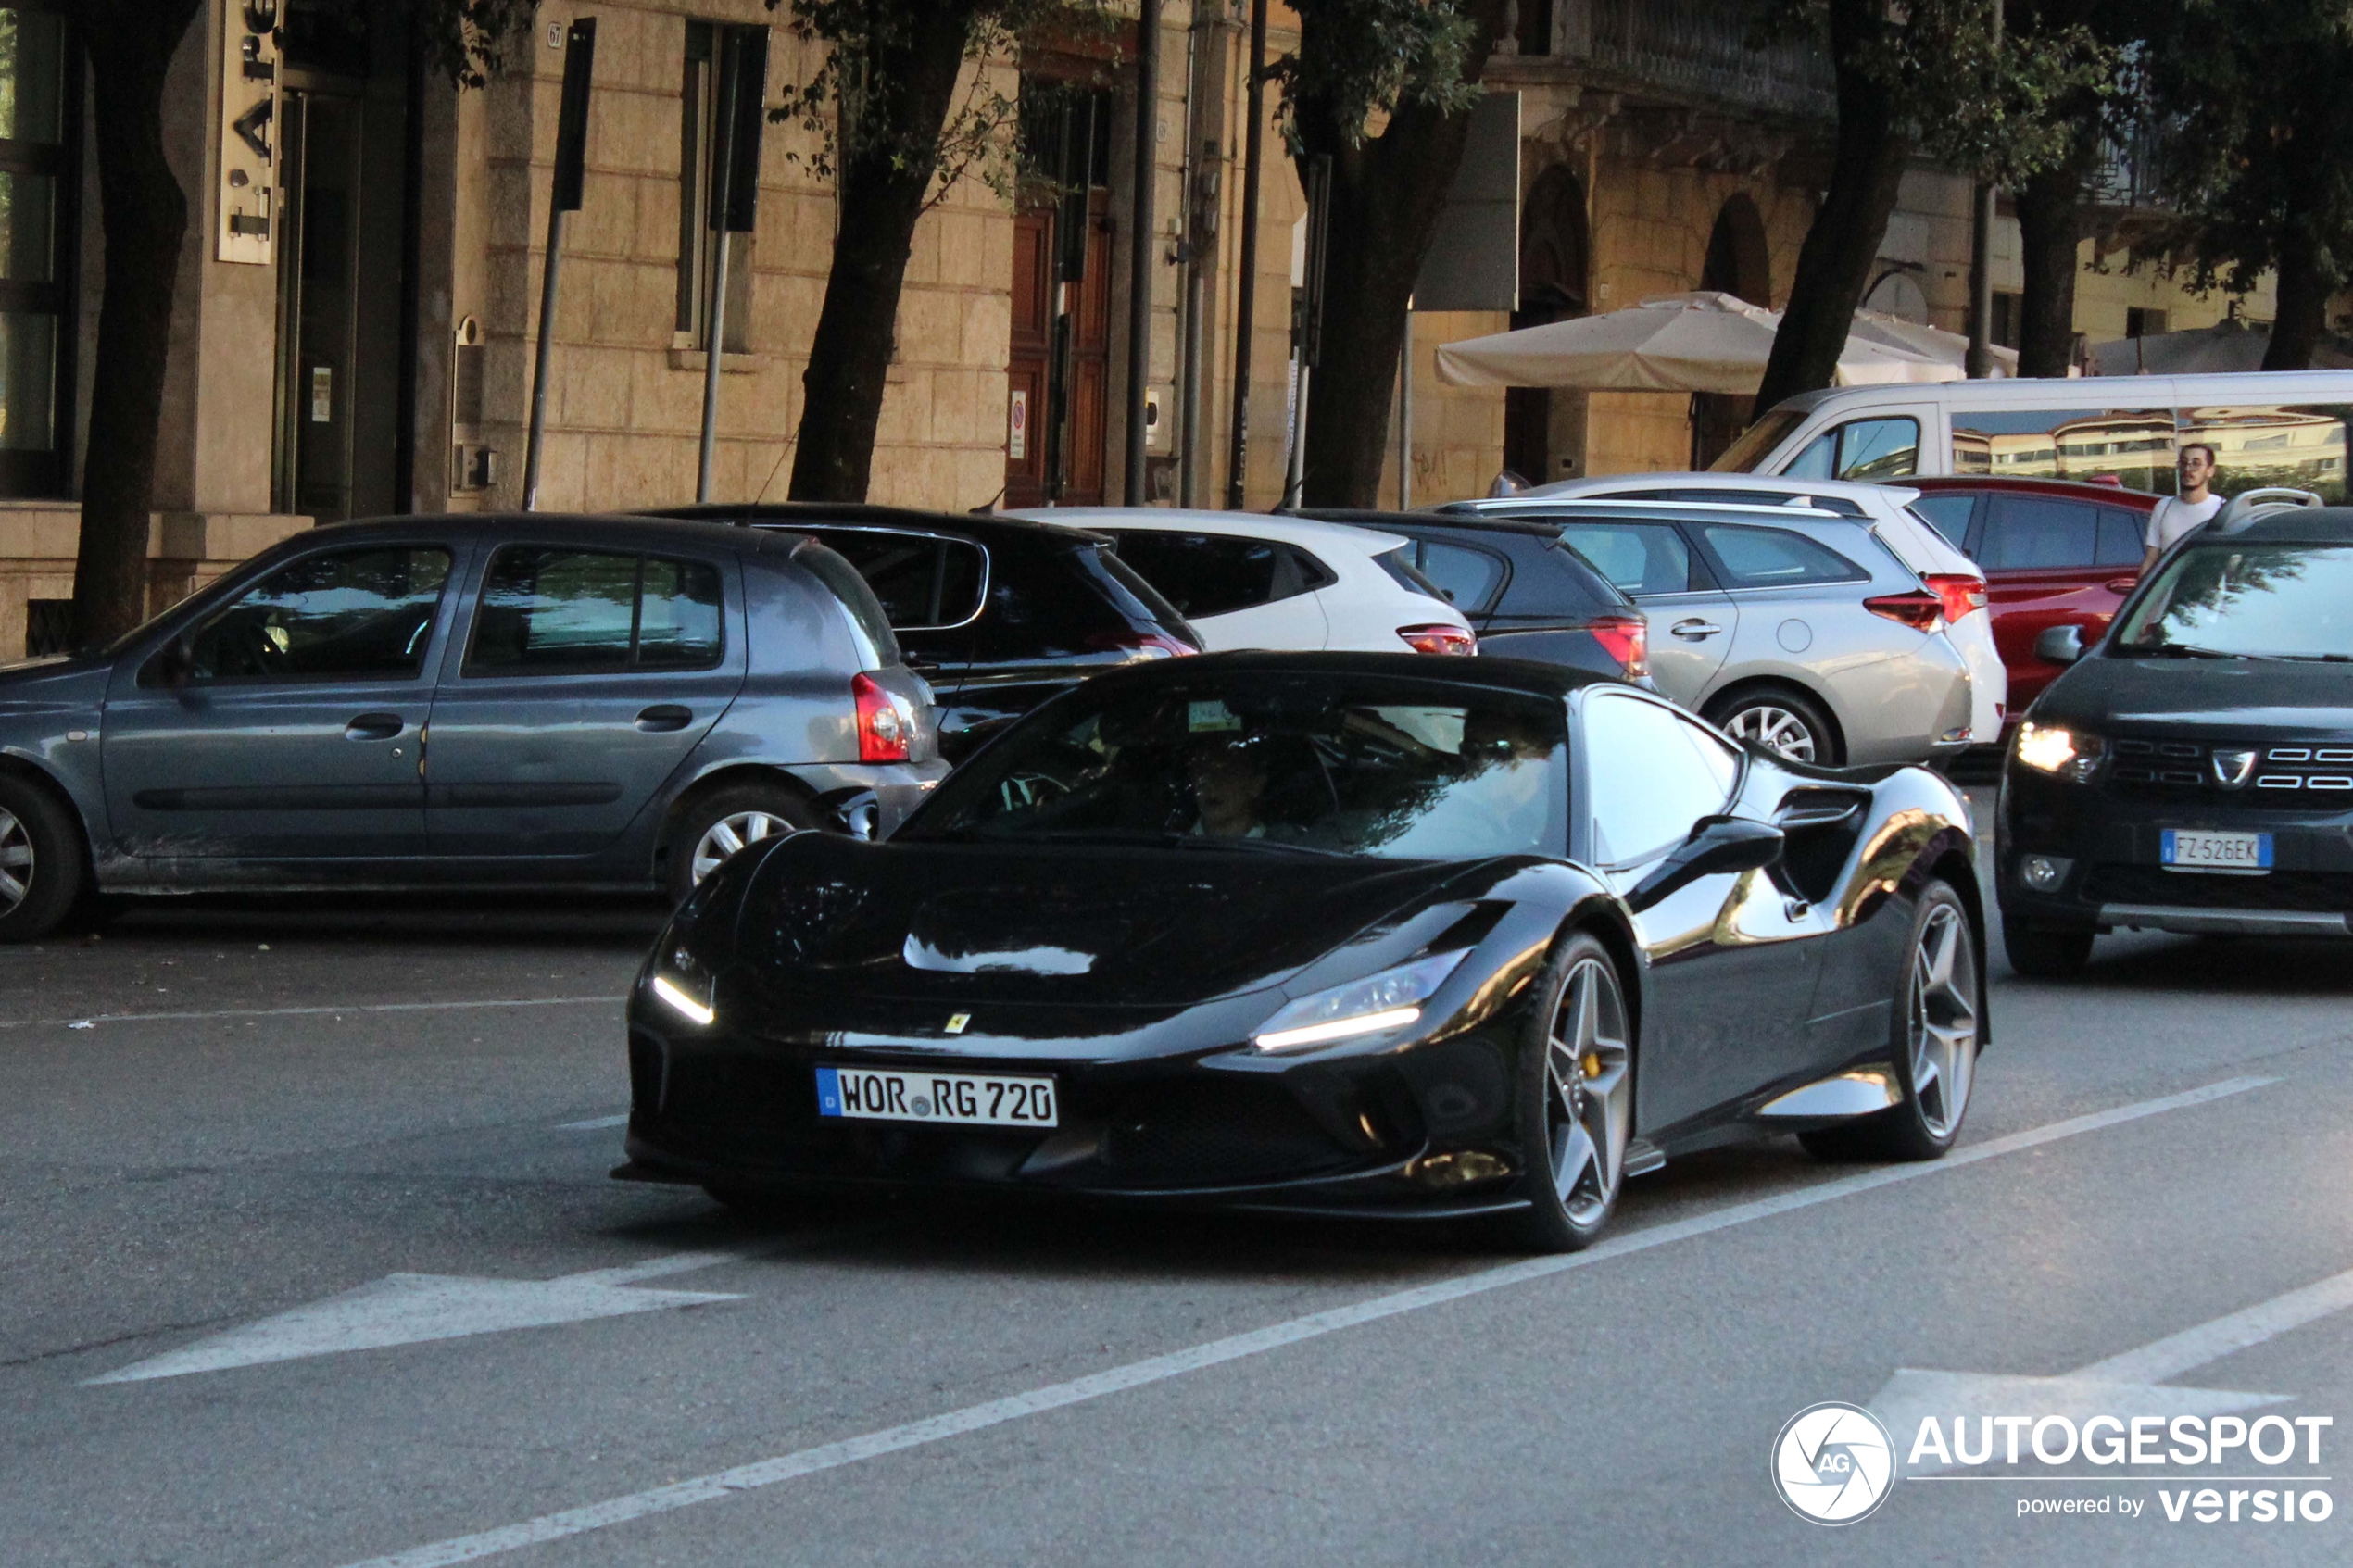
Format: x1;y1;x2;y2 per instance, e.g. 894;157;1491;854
2161;830;2272;872
814;1065;1058;1128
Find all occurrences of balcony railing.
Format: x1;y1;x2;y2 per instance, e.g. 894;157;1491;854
1541;0;1836;120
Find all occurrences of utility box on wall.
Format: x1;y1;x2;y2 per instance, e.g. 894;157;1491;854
448;315;497;493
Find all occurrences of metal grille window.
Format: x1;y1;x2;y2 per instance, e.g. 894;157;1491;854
676;20;758;354
0;4;76;497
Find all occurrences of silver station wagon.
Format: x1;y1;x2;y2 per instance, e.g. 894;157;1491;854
1446;497;1984;765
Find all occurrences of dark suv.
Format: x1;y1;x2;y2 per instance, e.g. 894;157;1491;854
1997;497;2353;975
651;504;1200;759
0;514;943;940
1302;509;1653;684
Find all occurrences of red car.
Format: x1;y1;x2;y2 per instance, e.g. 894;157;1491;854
1903;476;2157;717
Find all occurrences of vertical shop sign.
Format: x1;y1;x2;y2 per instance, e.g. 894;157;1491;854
218;1;281;264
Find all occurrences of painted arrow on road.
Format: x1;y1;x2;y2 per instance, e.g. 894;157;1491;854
1869;1263;2353;1470
86;1250;749;1386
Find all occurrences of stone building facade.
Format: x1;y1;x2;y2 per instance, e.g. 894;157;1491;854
0;0;2313;658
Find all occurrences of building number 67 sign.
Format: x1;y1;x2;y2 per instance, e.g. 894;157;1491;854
218;1;282;266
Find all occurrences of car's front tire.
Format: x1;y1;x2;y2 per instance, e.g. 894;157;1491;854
1505;931;1635;1253
1804;881;1980;1163
0;774;88;943
2001;916;2093;979
665;784;815;904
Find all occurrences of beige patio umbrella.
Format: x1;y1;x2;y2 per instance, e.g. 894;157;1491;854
1434;291;1969;392
1849;307;2017;376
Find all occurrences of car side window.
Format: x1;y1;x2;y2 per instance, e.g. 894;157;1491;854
1909;495;1977;547
1556;522;1698;596
1584;693;1737;867
176;546;452;684
1414;540;1507;611
2095;507;2148;568
1111;532;1315;619
1977;495;2100;571
813;530;987;629
466;547;724;674
1696;524;1868;589
1835;418;1921;480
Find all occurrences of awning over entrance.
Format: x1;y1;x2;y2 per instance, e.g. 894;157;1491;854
1434;291;2011;393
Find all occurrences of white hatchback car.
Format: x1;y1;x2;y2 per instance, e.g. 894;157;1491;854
1006;508;1475;655
1506;472;2006;744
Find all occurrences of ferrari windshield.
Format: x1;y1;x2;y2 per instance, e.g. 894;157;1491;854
2115;541;2353;659
905;672;1568;860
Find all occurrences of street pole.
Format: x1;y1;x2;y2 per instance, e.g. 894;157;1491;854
1124;0;1160;506
1178;139;1217;508
697;44;741;502
1224;0;1267;509
1965;0;2001;380
523;18;596;510
1397;310;1412;510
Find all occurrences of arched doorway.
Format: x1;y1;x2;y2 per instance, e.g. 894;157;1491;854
1692;194;1771;468
1503;164;1588;485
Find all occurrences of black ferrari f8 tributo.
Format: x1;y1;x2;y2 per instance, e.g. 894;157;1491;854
619;653;1984;1250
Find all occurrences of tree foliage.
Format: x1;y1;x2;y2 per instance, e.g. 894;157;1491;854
414;0;541;88
1272;0;1483;149
2131;1;2353;367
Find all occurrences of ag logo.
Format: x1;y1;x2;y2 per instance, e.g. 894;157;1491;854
1771;1401;1894;1524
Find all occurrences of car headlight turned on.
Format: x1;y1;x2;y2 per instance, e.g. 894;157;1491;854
1252;950;1470;1052
2014;721;2107;784
650;944;717;1027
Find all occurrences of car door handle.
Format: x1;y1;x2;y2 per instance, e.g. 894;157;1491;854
1669;619;1723;640
2104;576;2140;596
635;705;693;733
345;713;404;741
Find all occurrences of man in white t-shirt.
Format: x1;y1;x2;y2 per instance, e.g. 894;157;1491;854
2143;443;2223;569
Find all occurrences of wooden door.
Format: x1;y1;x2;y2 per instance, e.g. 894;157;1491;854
1004;208;1053;508
1003;194;1111;508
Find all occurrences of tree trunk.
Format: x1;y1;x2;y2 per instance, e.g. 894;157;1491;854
787;4;981;502
68;2;206;646
1292;1;1508;508
2013;159;2083;379
1755;0;1908;414
2262;221;2327;370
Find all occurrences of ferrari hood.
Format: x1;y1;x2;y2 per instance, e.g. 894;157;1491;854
733;834;1479;1007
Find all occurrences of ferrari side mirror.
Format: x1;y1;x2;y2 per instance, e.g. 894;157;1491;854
1627;816;1784;913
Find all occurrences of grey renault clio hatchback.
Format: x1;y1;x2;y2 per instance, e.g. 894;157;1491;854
0;514;944;940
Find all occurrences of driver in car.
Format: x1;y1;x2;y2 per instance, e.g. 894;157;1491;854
1185;733;1272;839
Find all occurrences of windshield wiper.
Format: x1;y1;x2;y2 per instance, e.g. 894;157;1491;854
2120;643;2243;659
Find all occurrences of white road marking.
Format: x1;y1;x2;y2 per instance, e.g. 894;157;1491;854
556;1114;629;1131
9;996;623;1031
327;1074;2276;1568
1875;1264;2353;1474
86;1262;750;1385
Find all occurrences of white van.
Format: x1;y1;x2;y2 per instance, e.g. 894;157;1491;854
1709;370;2353;501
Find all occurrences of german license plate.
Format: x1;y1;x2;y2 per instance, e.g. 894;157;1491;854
2161;830;2272;872
814;1065;1058;1128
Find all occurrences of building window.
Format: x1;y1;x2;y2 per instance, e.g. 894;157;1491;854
1991;291;2021;351
2125;307;2168;340
0;4;77;498
677;20;759;355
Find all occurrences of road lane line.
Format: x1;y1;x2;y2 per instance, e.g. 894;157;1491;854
2072;1263;2353;1385
330;1073;2276;1568
5;996;624;1031
555;1114;629;1132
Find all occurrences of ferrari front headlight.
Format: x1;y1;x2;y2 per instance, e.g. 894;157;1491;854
649;941;716;1027
1252;950;1470;1053
2014;721;2107;784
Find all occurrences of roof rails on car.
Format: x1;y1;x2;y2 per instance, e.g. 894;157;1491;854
2214;487;2326;533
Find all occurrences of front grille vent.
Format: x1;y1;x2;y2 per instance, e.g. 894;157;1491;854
2108;735;2353;807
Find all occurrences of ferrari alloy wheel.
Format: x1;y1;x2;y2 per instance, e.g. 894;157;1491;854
1511;932;1633;1251
667;785;815;904
1804;880;1979;1163
1707;688;1839;765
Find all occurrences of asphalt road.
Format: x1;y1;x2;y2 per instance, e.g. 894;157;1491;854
4;802;2349;1566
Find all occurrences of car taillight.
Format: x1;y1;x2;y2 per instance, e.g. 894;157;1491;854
1863;590;1943;632
852;672;912;763
1922;572;1987;623
1588;613;1649;679
1398;623;1476;656
1085;630;1198;659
